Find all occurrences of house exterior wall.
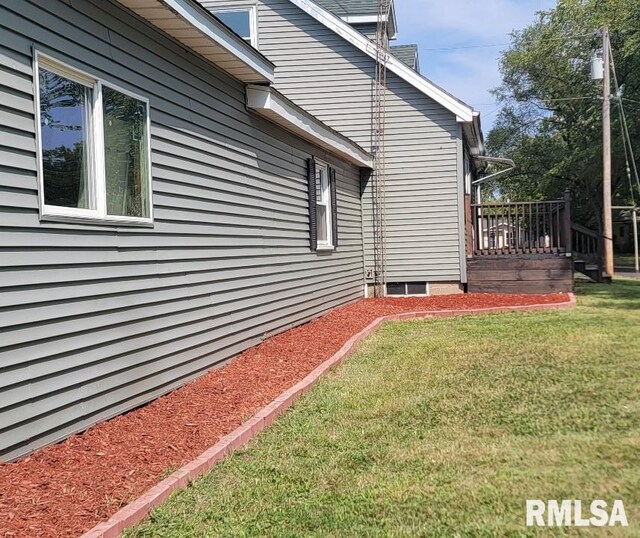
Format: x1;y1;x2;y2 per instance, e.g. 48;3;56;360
200;0;464;285
0;0;365;461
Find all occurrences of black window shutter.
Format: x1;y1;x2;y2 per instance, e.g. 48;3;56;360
307;158;318;251
330;166;339;249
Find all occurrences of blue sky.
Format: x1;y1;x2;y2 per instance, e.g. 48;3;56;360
394;0;556;130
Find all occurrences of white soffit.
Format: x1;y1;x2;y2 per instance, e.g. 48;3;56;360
116;0;275;83
341;10;397;38
247;85;373;168
287;0;475;123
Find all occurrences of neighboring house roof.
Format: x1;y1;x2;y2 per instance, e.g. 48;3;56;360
314;0;379;16
390;44;419;71
115;0;275;83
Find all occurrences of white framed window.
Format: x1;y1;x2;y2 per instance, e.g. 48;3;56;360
34;52;153;225
315;160;333;249
211;6;258;48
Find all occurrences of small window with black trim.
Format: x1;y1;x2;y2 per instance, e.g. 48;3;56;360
315;160;333;248
307;158;338;252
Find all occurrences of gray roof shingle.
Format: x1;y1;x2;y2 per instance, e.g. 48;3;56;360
314;0;385;16
390;44;418;70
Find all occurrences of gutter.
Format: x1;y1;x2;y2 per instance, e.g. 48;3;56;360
472;157;516;185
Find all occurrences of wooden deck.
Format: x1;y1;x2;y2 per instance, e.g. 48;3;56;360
465;193;611;293
466;194;577;293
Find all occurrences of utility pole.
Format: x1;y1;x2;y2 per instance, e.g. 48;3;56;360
634;208;639;273
602;28;615;277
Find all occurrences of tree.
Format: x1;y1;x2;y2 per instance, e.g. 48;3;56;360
487;0;640;229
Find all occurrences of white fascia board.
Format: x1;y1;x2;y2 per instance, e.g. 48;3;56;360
340;2;397;38
341;14;383;24
341;14;397;39
287;0;474;122
158;0;274;82
388;2;398;40
246;85;373;168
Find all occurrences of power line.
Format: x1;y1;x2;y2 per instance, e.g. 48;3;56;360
421;43;509;52
420;32;598;52
609;45;640;199
483;106;503;119
513;96;599;104
472;96;598;107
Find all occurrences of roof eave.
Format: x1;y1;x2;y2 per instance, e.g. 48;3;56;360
115;0;275;84
463;112;486;161
289;0;475;122
338;2;398;39
246;85;373;168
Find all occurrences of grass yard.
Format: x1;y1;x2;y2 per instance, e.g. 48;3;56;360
617;255;639;269
127;280;640;537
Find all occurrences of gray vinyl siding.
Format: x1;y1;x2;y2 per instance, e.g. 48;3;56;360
0;0;364;461
201;0;462;283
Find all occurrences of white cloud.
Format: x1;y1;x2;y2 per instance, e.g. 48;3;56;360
393;0;557;128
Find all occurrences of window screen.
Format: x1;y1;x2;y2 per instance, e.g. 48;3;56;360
386;283;405;296
39;69;93;209
407;282;427;295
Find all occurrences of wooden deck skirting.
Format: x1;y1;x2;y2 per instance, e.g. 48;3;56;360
467;255;574;294
81;296;577;538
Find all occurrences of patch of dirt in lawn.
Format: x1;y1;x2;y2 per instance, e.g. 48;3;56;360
0;293;569;537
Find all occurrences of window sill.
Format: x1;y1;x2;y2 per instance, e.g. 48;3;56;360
40;212;154;228
316;244;335;253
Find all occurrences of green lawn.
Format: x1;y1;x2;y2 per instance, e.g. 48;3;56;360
127;280;640;537
617;255;638;269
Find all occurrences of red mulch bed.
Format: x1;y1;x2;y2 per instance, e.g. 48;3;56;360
0;293;568;537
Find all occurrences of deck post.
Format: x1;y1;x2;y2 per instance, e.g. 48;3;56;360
563;190;572;255
465;194;473;257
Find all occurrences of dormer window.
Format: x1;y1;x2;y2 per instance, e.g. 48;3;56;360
212;7;258;48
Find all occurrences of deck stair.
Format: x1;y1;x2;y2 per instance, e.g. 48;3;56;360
571;223;612;283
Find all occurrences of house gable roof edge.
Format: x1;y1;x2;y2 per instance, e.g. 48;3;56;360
287;0;475;122
116;0;275;83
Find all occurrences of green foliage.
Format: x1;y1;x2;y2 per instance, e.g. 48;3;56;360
487;0;640;228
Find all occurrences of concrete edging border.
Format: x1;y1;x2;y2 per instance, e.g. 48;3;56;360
82;293;577;538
